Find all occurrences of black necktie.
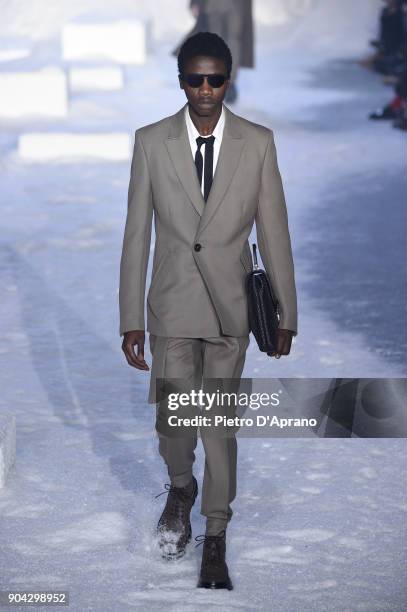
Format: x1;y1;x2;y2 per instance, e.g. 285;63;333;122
195;135;215;202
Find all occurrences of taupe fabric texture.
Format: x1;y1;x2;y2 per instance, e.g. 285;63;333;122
150;333;250;535
119;102;298;339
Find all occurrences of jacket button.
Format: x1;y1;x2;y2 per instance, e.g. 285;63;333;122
194;243;202;252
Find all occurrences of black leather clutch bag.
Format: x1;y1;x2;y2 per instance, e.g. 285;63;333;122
246;244;280;353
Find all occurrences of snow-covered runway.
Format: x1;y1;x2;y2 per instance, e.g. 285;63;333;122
1;1;406;609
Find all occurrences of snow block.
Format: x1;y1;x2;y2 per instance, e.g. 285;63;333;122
18;132;131;162
69;67;124;91
0;48;31;63
0;414;16;488
62;19;147;64
0;35;32;63
0;67;68;119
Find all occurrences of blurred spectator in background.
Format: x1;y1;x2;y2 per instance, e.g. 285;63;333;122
403;0;407;44
366;0;407;130
379;0;403;54
369;0;406;75
173;0;254;103
369;68;407;121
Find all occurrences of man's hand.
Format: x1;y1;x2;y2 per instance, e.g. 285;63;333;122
122;330;150;370
267;329;295;359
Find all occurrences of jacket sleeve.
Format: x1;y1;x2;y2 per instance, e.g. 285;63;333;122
255;130;298;336
119;130;153;336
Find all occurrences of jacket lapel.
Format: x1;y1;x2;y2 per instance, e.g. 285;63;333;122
164;103;246;225
165;103;205;217
197;107;245;236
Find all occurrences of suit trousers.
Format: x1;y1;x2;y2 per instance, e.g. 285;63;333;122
149;333;249;535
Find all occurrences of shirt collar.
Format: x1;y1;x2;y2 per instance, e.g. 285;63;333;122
185;103;225;141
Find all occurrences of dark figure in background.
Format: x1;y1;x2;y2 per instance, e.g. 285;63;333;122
403;0;407;45
173;0;254;104
381;0;404;54
371;0;405;74
369;68;407;122
369;1;407;129
367;0;407;129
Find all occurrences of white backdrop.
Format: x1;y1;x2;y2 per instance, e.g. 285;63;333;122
0;0;381;53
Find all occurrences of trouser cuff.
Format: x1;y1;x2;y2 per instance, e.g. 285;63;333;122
205;518;228;536
170;471;193;488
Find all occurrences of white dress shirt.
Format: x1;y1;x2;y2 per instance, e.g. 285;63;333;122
185;103;225;197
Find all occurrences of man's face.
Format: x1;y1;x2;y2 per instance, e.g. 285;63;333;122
179;55;230;117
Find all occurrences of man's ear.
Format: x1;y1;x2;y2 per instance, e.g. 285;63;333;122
178;74;184;90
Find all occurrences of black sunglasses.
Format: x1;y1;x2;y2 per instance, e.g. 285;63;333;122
182;73;228;88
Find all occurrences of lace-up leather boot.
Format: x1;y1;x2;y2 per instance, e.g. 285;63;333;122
155;476;198;560
195;529;233;589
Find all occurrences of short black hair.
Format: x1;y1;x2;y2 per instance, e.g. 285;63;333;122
177;32;232;78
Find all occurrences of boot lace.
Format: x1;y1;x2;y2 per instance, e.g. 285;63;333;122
155;483;192;521
195;530;226;565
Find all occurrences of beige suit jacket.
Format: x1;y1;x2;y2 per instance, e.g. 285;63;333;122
119;102;298;338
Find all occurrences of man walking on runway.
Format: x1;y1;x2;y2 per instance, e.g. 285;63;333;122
119;32;297;590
